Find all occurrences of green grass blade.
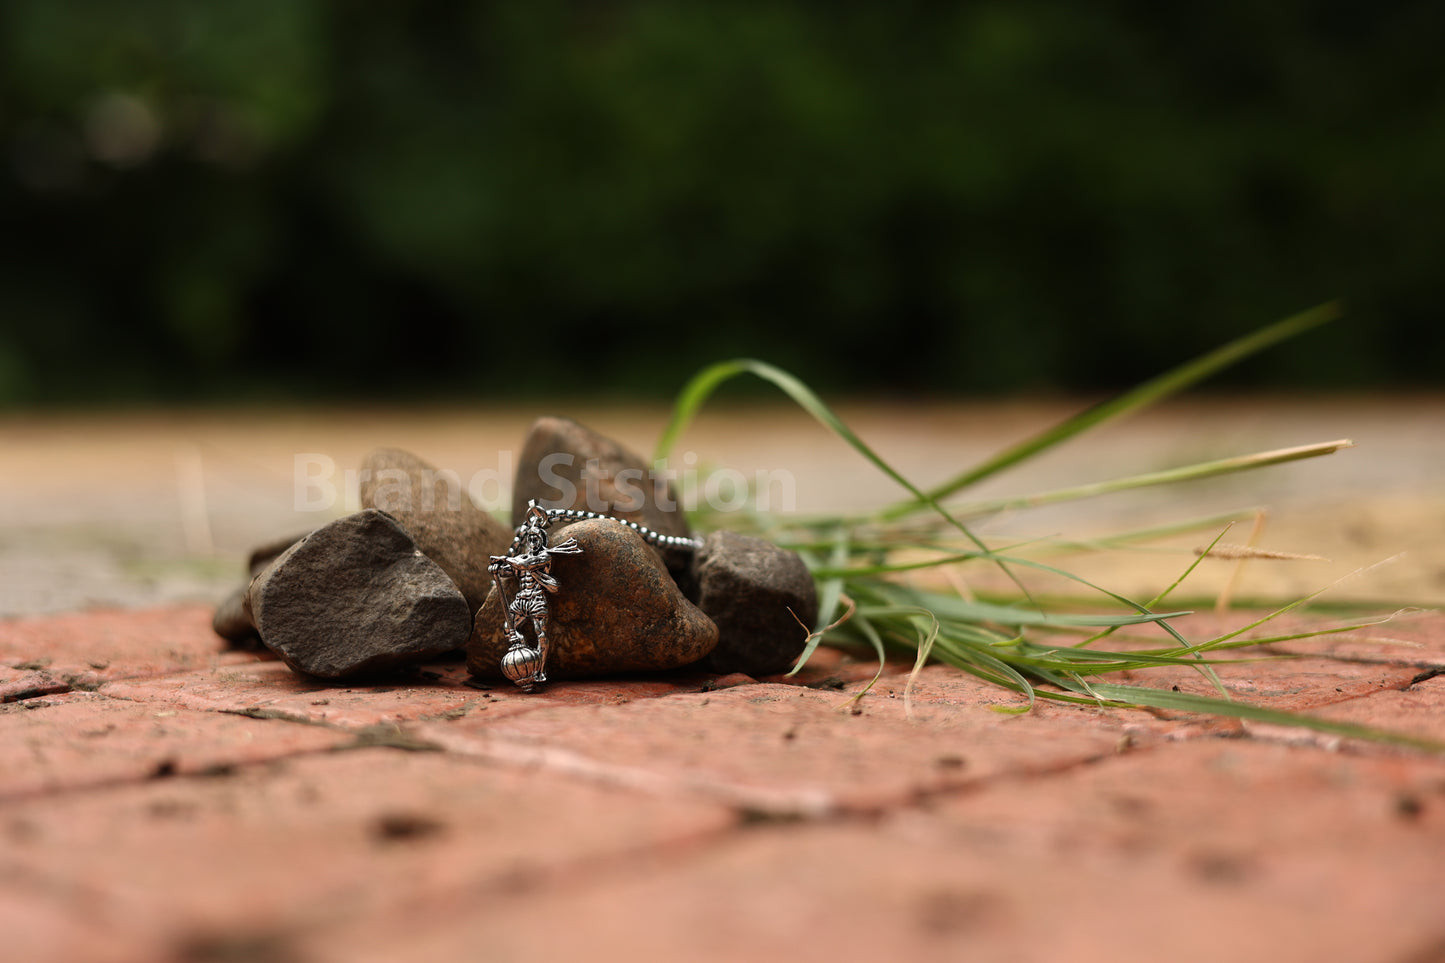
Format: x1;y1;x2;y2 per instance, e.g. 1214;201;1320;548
880;302;1341;519
882;553;1194;641
930;633;1038;707
948;440;1353;519
1078;682;1445;753
654;357;1040;602
841;613;890;706
1030;508;1265;553
1076;525;1234;649
655;359;956;519
1203;556;1406;648
811;552;988;579
786;544;854;679
856;599;1191;629
810;528;851;632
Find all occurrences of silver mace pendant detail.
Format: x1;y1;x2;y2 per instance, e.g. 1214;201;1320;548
487;500;703;692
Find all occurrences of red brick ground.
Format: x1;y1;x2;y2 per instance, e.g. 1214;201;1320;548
2;605;1444;963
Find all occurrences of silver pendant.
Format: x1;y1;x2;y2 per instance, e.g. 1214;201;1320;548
488;502;581;692
488;500;702;691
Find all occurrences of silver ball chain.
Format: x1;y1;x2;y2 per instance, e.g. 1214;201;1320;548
507;507;704;553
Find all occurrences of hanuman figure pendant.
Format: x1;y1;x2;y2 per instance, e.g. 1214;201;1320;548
488;500;703;691
487;501;582;692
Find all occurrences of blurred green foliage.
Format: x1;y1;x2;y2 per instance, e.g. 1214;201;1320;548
1;1;1442;403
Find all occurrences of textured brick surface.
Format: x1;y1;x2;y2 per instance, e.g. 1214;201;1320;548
99;660;481;727
1111;653;1424;711
100;659;728;727
1311;675;1445;746
4;604;1445;963
0;881;132;963
417;668;1145;815
1;748;732;963
0;604;254;688
0;692;343;798
297;741;1445;963
0;668;71;703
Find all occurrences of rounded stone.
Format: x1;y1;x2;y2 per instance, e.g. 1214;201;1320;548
248;509;473;679
510;416;689;539
467;517;718;682
691;530;818;676
359;447;514;614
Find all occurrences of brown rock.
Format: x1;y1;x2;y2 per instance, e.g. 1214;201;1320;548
467;518;718;682
511;417;689;539
248;509;473;679
692;530;817;676
359;447;513;614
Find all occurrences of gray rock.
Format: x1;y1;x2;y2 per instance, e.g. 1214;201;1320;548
359;447;513;614
692;530;817;676
511;417;690;539
248;509;473;679
467;518;718;682
212;530;312;648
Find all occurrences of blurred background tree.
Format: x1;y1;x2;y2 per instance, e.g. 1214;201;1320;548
1;0;1441;404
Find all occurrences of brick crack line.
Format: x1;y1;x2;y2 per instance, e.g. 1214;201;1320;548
415;714;1199;821
0;696;441;807
425;726;839;819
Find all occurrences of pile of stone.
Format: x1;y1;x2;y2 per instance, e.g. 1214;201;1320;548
213;417;817;685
